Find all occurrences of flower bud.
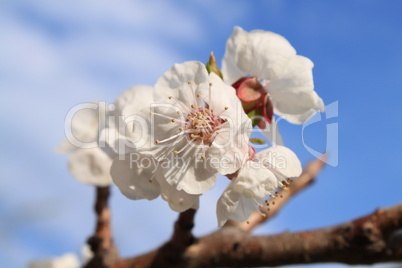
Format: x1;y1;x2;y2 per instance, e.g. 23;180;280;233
232;77;273;127
206;52;223;79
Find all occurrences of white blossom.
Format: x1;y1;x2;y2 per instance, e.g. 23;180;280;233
222;26;324;124
138;61;251;195
100;85;199;211
57;102;112;186
216;145;302;226
27;253;79;268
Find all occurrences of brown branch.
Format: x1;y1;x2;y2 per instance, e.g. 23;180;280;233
112;209;197;268
149;209;197;268
111;202;402;268
226;157;326;231
85;186;119;268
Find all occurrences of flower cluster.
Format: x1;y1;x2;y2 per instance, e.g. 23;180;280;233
59;26;324;226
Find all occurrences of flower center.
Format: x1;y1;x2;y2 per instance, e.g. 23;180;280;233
152;81;228;158
185;107;224;146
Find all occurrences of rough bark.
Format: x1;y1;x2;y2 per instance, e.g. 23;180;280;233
111;203;402;268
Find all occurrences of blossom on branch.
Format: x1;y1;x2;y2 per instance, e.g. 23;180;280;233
119;61;252;195
217;145;302;226
222;26;324;125
100;85;200;212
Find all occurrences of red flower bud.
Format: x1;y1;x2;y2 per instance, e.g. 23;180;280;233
232;77;273;126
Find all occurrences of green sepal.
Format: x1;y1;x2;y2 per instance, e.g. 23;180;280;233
206;52;223;79
247;107;263;128
249;138;266;144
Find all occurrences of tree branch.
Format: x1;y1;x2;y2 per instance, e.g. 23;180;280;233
112;209;197;268
111;202;402;268
85;186;119;268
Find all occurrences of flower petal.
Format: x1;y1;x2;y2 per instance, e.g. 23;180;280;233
216;186;255;227
233;162;278;199
153;61;209;104
28;253;80;268
162;151;219;195
230;197;257;223
114;85;154;118
207;144;248;175
110;154;161;200
156;175;200;212
256;145;302;178
266;55;324;124
222;26;296;83
68;148;112;186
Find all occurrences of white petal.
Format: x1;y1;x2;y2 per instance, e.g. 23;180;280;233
81;244;93;266
114;85;154;118
266;55;324;124
216;186;241;227
256;145;302;178
110;154;160;200
108;85;156;152
233;162;278;199
68;148;112;186
144;104;187;159
162;152;219;195
208;72;250;125
207;145;248;175
153;61;209;104
221;26;248;85
156;175;200;212
216;186;255;227
98;127;137;158
70;103;100;144
230;196;257;223
28;253;80;268
223;26;296;83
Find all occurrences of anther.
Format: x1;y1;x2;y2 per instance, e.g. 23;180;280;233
209;82;213;86
155;140;160;144
177;110;181;114
200;155;206;159
171;119;175;122
191;104;195;109
168;96;172;99
196;93;200;97
174;151;179;155
188;81;192;85
224;107;228;110
246;220;250;224
179;127;183;131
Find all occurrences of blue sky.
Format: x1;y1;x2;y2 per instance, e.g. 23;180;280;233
1;1;402;267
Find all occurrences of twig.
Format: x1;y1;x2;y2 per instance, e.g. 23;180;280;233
85;186;119;268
